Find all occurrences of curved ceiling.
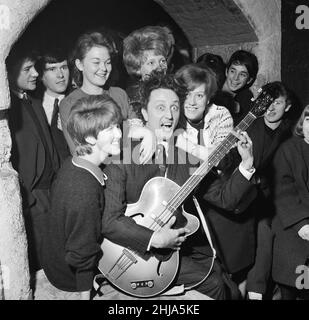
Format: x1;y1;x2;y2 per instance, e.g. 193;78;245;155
155;0;258;47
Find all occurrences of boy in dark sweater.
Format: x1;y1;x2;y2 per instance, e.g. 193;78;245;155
35;95;122;300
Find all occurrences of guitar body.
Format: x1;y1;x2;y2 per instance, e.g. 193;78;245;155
99;176;200;297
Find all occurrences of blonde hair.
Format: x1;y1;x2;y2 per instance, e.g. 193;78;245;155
123;26;171;77
294;105;309;138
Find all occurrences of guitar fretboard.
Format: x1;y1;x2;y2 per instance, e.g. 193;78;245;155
167;112;257;211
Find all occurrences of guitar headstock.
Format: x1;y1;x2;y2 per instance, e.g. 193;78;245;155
249;85;276;118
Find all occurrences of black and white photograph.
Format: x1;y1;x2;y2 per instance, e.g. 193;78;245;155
0;0;309;307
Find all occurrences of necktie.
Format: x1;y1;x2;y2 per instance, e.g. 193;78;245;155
22;92;29;101
51;98;59;128
155;143;167;176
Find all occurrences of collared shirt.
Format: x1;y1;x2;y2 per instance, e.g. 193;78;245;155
42;92;65;128
12;89;28;100
72;156;107;186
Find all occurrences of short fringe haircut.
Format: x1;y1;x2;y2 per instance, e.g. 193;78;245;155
67;95;122;156
226;50;259;84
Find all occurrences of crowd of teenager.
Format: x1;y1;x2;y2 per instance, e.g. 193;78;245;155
5;24;309;300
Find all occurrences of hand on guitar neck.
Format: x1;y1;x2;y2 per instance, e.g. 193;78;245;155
231;129;254;171
150;216;190;251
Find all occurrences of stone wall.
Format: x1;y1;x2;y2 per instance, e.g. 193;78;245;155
233;0;281;94
0;0;50;300
197;0;282;95
156;0;281;96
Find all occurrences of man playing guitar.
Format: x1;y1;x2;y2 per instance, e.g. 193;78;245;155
101;73;256;299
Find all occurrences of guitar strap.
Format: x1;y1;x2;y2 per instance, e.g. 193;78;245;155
184;196;216;290
161;196;216;296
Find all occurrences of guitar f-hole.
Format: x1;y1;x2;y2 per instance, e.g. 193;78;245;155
157;260;163;277
130;212;144;219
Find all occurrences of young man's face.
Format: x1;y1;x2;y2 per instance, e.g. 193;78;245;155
141;88;180;141
15;58;39;92
42;60;69;96
264;95;291;125
95;124;122;161
184;83;207;123
76;46;112;89
140;50;167;80
225;63;251;93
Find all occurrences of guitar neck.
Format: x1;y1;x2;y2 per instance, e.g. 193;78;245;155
169;112;257;210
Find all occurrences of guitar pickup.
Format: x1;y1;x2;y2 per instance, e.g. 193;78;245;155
130;280;154;290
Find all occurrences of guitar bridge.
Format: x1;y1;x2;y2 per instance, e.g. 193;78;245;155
130;280;154;290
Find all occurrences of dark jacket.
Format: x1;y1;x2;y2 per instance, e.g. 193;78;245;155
272;136;309;287
102;141;255;259
203;118;291;274
8;93;59;207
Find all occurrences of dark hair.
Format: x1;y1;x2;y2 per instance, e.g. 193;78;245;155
174;64;218;103
123;26;171;78
67;95;122;156
70;30;117;87
197;53;226;89
294;105;309;138
6;41;39;83
226;50;259;84
133;72;180;120
35;47;68;76
34;47;70;97
262;81;292;107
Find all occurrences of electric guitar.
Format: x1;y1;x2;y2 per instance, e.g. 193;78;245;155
98;87;275;297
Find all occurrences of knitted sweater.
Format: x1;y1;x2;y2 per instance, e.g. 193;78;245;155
41;157;104;292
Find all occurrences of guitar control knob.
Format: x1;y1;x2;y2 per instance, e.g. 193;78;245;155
147;281;154;288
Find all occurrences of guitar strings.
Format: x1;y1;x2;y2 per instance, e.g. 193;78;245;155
148;112;257;230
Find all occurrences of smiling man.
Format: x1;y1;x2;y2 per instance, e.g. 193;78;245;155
245;81;293;300
221;50;259;124
36;95;122;300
